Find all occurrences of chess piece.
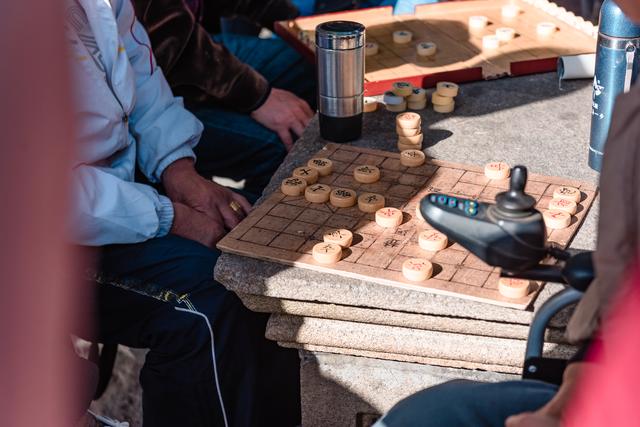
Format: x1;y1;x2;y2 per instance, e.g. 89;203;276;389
418;230;448;251
293;166;319;184
498;277;531;298
402;258;433;281
330;188;357;208
484;162;511;180
323;229;353;248
312;242;343;264
281;177;307;196
553;186;581;203
358;192;385;213
305;183;332;203
375;207;403;227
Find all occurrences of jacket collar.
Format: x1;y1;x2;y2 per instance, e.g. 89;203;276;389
76;0;118;80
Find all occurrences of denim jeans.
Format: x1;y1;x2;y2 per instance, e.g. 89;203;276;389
375;379;557;427
192;33;316;199
89;235;301;427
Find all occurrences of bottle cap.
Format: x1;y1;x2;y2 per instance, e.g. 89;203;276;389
316;21;366;50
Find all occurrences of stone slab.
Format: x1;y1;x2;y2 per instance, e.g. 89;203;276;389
266;315;576;372
238;292;567;342
217;261;574;325
300;351;518;427
288;343;524;374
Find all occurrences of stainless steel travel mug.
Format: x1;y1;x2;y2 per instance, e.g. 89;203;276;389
588;0;640;171
316;21;365;143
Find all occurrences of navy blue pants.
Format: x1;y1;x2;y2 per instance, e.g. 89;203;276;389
374;379;557;427
91;235;300;427
192;33;316;199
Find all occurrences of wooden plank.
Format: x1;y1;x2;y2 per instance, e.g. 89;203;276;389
217;144;598;310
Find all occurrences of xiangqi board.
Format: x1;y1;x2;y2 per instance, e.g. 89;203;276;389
217;144;597;309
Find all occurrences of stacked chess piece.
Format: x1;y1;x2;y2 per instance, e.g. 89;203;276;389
395;112;423;152
382;80;459;114
431;81;459;114
383;81;427;112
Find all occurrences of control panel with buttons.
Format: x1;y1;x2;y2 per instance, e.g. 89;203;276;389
420;167;547;271
428;194;479;216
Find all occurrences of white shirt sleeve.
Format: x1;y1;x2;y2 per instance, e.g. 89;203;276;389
71;164;174;246
116;0;203;183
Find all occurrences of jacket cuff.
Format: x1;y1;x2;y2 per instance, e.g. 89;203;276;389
232;68;271;113
260;2;300;29
153;147;197;183
156;195;175;237
248;84;272;112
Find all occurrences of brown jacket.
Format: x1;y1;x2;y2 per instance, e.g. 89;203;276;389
132;0;298;112
567;81;640;343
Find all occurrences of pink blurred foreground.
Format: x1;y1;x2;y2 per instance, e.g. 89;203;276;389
566;267;640;426
0;0;87;426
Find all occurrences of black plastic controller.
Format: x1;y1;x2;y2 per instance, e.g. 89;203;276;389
420;166;547;271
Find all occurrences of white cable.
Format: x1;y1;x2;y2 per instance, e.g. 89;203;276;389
87;409;129;427
174;307;229;427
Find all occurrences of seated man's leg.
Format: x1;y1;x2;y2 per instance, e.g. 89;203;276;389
375;379;558;427
191;34;315;198
213;33;316;107
192;110;286;198
92;235;300;427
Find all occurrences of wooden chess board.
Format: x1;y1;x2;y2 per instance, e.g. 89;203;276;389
274;0;597;94
217;144;597;309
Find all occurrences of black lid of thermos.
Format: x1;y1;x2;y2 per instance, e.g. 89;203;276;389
316;21;365;50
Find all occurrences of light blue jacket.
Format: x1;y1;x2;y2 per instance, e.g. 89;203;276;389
67;0;203;246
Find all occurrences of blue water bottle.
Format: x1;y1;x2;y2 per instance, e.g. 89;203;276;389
589;0;640;171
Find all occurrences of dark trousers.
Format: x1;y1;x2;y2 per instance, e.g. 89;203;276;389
375;379;557;427
90;235;301;427
192;33;316;199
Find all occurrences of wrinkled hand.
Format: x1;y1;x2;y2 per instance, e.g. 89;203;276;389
251;88;314;150
505;412;561;427
506;362;595;427
163;158;251;247
170;202;226;248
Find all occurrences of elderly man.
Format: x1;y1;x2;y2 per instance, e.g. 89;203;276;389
67;0;300;425
132;0;315;199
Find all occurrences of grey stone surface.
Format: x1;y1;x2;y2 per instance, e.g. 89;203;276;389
216;73;599;326
266;315;575;372
218;259;571;325
239;293;567;342
300;351;518;427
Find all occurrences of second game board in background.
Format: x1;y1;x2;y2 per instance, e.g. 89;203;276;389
275;0;596;94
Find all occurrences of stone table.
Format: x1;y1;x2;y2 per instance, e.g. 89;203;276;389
215;73;599;427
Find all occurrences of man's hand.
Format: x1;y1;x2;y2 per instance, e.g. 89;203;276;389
505;362;596;427
170;202;226;248
505;413;560;427
162;158;251;247
251;88;314;150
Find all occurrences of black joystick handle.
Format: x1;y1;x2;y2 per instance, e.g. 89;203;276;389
495;165;536;214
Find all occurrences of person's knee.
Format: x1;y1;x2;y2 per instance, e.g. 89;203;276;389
378;380;479;427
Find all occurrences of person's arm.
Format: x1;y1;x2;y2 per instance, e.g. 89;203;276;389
71;165;174;246
203;0;299;31
116;0;202;183
132;0;271;113
505;362;602;427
